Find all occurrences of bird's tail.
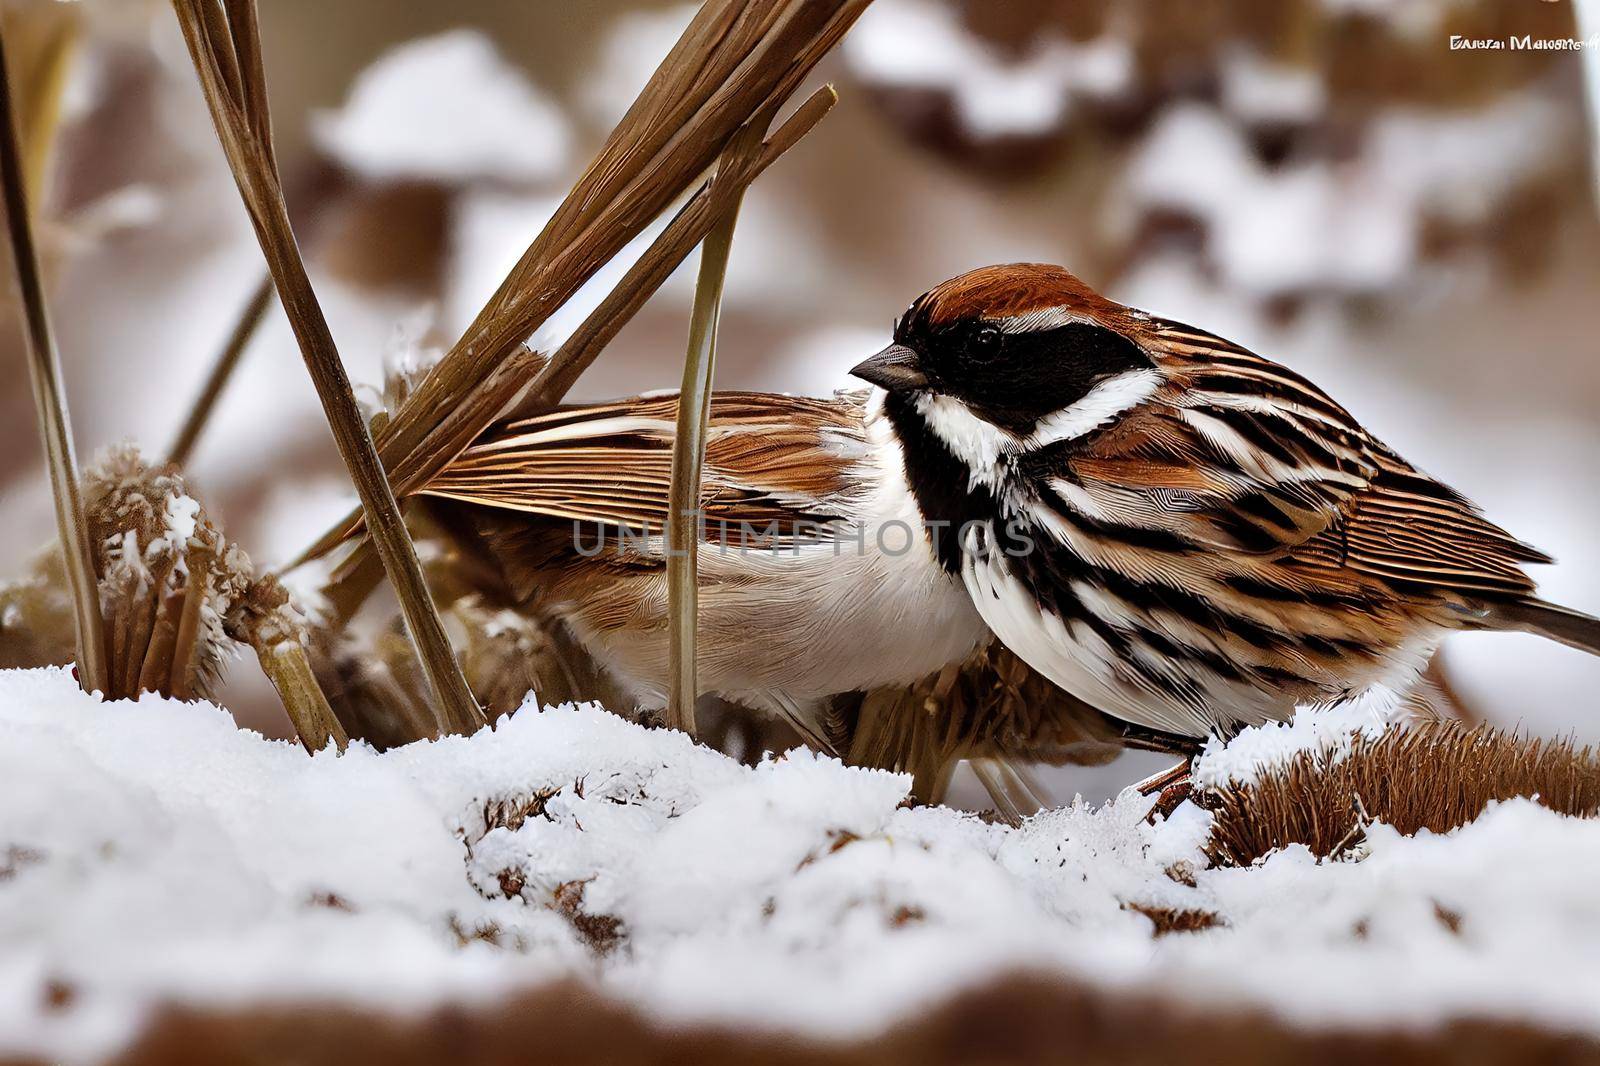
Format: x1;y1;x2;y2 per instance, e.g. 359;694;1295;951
1490;599;1600;657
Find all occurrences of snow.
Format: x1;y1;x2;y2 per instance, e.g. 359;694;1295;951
5;667;1600;1062
312;30;571;185
1220;48;1327;126
844;0;1133;137
1191;689;1402;788
160;494;200;546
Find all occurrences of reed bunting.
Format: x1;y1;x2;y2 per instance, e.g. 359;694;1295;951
848;263;1600;741
423;262;1597;776
421;388;1174;811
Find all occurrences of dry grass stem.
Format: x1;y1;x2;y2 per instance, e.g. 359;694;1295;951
370;1;855;476
523;86;838;414
231;576;348;753
0;25;109;695
290;83;841;575
424;86;837;483
291;0;864;566
258;640;348;754
1205;721;1600;867
665;129;759;735
167;274;274;467
170;0;482;737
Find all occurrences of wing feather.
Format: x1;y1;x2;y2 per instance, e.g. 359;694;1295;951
1051;317;1546;597
422;391;866;543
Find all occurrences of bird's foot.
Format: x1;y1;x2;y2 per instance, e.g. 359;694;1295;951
1145;779;1193;824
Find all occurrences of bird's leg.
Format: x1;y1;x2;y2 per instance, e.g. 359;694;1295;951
1146;778;1194;823
1135;758;1196;824
1135;759;1191;796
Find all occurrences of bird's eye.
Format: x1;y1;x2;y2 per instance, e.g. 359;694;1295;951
969;325;1002;362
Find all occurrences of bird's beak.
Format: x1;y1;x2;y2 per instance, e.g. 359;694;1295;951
850;344;929;392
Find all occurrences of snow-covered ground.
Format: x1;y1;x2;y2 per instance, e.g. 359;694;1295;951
4;666;1600;1064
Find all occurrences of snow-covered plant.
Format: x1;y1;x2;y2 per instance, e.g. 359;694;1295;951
79;446;250;702
1204;720;1600;866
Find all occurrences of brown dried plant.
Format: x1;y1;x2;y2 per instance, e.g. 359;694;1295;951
296;0;867;561
10;3;872;758
0;444;349;752
227;573;349;754
0;2;77;211
166;275;274;468
0;17;107;694
1205;721;1600;867
315;595;629;753
368;1;868;492
0;448;249;702
84;448;253;703
285;0;864;748
170;0;484;738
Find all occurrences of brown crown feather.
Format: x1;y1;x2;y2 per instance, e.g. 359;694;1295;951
915;263;1126;325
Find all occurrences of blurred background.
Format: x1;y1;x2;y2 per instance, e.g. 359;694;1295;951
2;0;1597;800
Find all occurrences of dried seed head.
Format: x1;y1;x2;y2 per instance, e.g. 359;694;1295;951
368;318;447;435
451;595;619;716
81;445;252;700
3;447;252;700
1204;721;1600;867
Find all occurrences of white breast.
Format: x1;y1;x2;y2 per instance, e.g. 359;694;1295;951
692;401;989;698
958;522;1264;738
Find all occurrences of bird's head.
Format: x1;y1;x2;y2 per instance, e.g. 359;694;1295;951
852;264;1161;452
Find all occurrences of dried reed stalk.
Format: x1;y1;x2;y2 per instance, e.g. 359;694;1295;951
664;130;759;735
0;25;109;695
167;274;273;467
258;640;347;753
170;0;482;737
293;0;868;565
394;87;837;503
1205;721;1600;867
307;87;840;718
293;90;839;641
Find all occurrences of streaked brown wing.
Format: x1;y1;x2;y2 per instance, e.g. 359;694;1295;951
421;390;868;541
1053;318;1378;555
1308;448;1550;597
1072;317;1547;597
